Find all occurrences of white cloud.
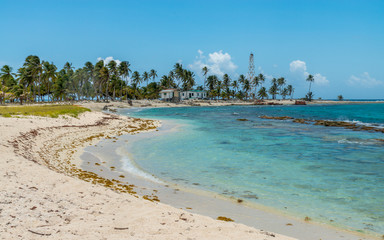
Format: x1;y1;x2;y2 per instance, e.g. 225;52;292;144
97;56;122;66
348;72;383;87
289;60;329;86
188;50;238;77
289;60;307;73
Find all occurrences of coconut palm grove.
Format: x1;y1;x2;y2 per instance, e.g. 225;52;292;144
0;55;315;104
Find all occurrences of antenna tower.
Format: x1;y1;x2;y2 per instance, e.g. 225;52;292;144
248;53;255;82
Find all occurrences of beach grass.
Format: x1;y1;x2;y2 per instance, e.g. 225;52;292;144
0;105;91;118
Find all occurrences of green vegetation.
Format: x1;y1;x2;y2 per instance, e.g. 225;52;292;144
0;54;303;104
0;105;90;118
305;74;315;101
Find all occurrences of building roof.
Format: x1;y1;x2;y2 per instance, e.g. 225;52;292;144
181;90;206;93
160;89;178;93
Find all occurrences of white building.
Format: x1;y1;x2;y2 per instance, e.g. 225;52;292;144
159;89;179;101
180;90;207;100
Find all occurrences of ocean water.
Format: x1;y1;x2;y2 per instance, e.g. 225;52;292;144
119;104;384;236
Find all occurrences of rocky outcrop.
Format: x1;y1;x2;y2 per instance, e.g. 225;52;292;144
259;115;384;133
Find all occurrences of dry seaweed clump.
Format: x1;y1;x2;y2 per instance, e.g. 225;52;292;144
217;216;234;222
236;118;249;121
304;216;312;222
143;194;160;202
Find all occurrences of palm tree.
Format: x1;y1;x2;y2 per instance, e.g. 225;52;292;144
202;66;209;90
238;74;246;85
0;65;17;101
84;62;97;100
182;70;195;91
24;55;44;102
222;74;231;99
281;88;289;100
131;71;141;86
258;87;268;99
206;75;218;99
232;80;239;96
306;74;314;101
100;66;110;101
142;71;150;88
258;73;265;87
242;79;251;100
150;69;157;83
94;60;105;100
107;60;118;99
118;61;131;100
277;77;286;98
173;63;184;88
42;62;57;102
268;83;278;100
251;76;260;99
286;85;294;100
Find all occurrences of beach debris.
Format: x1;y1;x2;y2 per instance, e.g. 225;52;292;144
286;223;293;226
304;216;312;222
237;199;243;203
216;216;234;222
114;227;129;230
236;118;249;121
179;213;188;221
263;231;276;237
28;229;51;236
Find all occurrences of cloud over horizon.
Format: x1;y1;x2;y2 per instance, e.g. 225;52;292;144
97;56;122;66
348;72;383;87
189;50;238;78
289;60;329;86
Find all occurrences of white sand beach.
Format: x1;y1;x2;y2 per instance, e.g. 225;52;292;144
0;109;297;240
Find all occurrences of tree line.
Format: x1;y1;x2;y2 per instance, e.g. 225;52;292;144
0;55;309;104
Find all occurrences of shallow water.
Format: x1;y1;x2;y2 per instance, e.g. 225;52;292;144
120;104;384;236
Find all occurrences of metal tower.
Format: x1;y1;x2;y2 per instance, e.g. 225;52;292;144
248;53;255;82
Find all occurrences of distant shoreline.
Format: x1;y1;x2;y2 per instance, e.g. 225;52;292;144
2;99;384;111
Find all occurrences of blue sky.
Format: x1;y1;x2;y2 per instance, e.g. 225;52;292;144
1;0;383;99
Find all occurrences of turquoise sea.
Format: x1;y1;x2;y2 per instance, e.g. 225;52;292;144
120;104;384;236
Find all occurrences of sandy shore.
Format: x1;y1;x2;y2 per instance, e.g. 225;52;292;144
0;110;295;239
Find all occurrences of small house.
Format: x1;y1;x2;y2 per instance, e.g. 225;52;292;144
159;89;179;102
180;90;207;100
